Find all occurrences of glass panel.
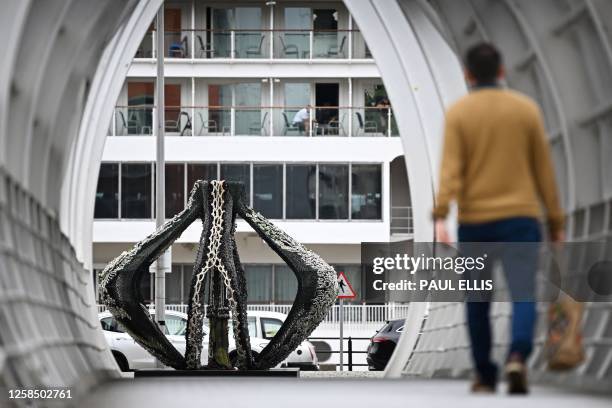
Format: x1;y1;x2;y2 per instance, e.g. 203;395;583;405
165;8;186;58
126;82;154;135
235;7;264;59
207;84;232;135
166;265;182;304
95;163;119;219
212;8;232;58
313;9;339;58
121;163;152;219
286;165;316;219
357;84;391;137
351;164;382;220
165;164;185;218
220;164;250;203
244;265;272;303
165;84;182;134
253;164;283;219
187;163;218;188
274;265;297;303
141;273;153;304
135;29;154;58
334;265;361;302
319;164;348;219
283;83;311;136
235;83;261;135
281;8;310;59
182;264;192;303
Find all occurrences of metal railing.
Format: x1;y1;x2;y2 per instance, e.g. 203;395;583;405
97;303;411;325
135;29;372;60
391;206;413;235
109;105;398;137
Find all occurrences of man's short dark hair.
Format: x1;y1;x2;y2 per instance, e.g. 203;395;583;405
465;43;502;84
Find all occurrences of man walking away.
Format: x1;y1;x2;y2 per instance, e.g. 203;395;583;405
433;43;565;395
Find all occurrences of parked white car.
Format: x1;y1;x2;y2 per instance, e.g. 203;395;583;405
99;310;318;371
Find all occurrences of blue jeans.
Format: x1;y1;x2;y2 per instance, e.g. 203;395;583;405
459;217;541;386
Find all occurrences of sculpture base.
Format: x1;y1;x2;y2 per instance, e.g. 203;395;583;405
133;368;300;378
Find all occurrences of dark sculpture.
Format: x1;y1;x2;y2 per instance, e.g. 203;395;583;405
100;180;338;370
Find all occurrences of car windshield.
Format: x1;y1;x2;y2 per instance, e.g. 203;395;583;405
226;316;257;336
151;313;187;336
100;317;125;333
261;318;283;339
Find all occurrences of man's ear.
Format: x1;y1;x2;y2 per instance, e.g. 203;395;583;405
464;69;475;86
497;65;506;81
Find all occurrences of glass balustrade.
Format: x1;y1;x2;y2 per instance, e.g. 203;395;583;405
137;29;371;60
110;106;397;137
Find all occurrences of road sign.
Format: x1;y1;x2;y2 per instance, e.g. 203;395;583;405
337;272;356;299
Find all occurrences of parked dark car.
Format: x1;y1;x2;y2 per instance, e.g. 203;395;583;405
367;319;404;371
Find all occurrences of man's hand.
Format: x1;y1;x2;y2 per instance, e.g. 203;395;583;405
551;229;565;245
435;219;451;244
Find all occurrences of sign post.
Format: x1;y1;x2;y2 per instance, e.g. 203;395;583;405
337;272;356;372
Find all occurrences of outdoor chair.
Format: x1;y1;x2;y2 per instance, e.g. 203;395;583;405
280;36;299;58
282;112;301;136
355;112;378;136
327;35;347;58
197;112;218;136
246;35;266;58
248;111;269;135
327;113;347;136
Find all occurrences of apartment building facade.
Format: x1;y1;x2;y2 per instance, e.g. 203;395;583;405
92;0;413;306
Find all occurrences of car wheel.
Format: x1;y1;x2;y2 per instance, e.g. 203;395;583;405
112;351;130;372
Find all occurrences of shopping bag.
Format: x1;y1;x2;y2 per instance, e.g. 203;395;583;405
546;296;585;371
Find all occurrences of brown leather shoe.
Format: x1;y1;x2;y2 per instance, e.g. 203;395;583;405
470;377;496;394
505;354;529;395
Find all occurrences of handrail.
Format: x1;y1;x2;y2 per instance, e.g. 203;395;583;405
115;105;393;110
151;28;362;33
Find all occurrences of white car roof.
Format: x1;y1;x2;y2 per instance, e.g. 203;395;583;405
246;311;287;320
99;309;288;321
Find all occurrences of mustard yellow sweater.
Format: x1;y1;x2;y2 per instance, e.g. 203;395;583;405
433;88;565;235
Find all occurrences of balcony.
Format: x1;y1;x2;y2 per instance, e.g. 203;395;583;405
135;29;372;61
109;105;398;137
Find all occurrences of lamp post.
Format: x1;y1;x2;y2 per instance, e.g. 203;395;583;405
154;3;170;368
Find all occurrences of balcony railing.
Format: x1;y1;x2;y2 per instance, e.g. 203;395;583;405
135;29;372;60
110;105;398;137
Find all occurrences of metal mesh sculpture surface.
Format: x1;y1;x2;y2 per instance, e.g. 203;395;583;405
100;180;338;370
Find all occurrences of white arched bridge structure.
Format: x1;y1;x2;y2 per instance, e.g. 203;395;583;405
0;0;611;406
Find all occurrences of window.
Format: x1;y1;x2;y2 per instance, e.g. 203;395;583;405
247;316;257;336
126;82;154;135
100;317;125;333
94;163;118;218
167;265;183;304
165;314;187;336
187;163;217;190
261;318;283;339
253;164;283;218
244;265;272;303
319;164;348;219
274;265;297;303
286;165;316;219
220;164;251;203
235;83;262;135
165;164;185;218
121;163;152;219
351;164;382;219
